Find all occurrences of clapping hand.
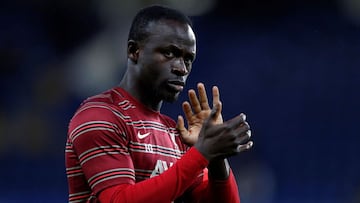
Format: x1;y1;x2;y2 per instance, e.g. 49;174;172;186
177;83;223;146
177;83;253;161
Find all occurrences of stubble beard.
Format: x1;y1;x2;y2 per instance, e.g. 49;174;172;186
155;85;180;103
164;92;180;103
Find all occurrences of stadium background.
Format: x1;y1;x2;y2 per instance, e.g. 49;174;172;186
1;0;359;202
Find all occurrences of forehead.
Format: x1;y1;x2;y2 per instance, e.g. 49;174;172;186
144;20;196;50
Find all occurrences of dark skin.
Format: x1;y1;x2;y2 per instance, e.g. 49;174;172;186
120;19;196;111
120;19;253;180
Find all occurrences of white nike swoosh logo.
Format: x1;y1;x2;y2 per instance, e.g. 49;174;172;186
137;132;151;139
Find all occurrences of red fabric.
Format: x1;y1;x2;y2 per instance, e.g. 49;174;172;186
182;169;240;203
66;87;241;203
99;148;240;203
66;87;194;202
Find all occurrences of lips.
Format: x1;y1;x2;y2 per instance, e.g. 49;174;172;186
167;80;185;92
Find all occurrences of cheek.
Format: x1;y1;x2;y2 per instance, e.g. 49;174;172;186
149;56;171;75
139;51;172;82
142;63;170;85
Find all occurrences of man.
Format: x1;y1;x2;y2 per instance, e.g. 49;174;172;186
65;5;253;203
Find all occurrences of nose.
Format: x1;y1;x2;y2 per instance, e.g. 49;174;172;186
171;58;188;76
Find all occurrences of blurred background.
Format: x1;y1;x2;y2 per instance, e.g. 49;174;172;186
1;0;360;202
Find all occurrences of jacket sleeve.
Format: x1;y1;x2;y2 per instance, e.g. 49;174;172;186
98;147;209;203
184;168;240;203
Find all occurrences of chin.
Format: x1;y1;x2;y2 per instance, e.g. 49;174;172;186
163;92;180;103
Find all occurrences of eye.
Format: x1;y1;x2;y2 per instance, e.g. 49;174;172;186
163;50;174;58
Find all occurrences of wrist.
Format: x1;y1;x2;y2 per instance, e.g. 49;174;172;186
208;158;230;180
194;142;211;161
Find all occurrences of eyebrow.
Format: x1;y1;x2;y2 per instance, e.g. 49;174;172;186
167;44;196;60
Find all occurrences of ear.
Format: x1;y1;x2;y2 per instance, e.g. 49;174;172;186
128;40;140;63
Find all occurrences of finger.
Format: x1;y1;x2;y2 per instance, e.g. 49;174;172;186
212;101;222;123
225;113;247;129
182;101;193;123
202;104;224;134
202;100;223;131
188;89;201;113
246;130;251;139
197;83;210;110
236;141;253;152
209;101;222;122
236;130;251;144
235;121;250;135
212;86;220;108
176;115;189;136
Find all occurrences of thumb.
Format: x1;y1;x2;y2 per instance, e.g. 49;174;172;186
176;115;189;136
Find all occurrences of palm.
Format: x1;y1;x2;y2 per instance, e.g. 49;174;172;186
177;83;223;146
187;109;222;143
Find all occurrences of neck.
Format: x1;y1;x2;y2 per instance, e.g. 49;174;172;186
119;74;163;112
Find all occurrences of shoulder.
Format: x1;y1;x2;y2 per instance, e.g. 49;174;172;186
71;88;133;122
72;98;117;125
68;89;127;138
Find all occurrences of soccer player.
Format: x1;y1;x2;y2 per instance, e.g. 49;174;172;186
65;5;253;203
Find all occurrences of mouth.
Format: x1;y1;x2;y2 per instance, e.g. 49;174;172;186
167;80;185;92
